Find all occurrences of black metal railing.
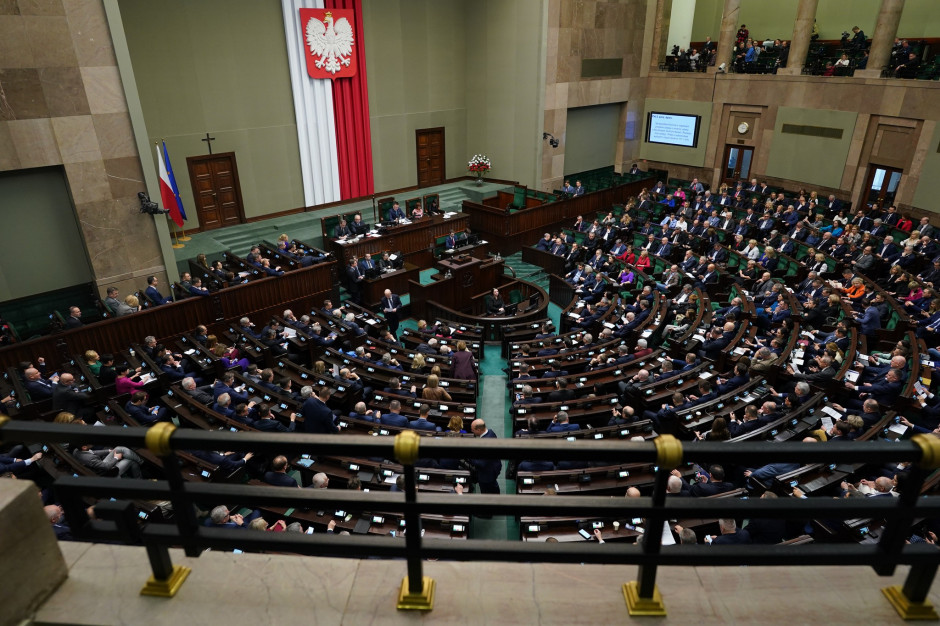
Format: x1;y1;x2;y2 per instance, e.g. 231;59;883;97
1;417;938;617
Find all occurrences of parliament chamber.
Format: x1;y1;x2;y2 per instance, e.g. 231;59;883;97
2;0;940;623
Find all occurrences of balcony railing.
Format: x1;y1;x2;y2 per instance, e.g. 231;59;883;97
1;417;938;618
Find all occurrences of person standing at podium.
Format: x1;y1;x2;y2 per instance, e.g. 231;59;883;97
345;258;364;304
485;288;505;316
381;289;402;338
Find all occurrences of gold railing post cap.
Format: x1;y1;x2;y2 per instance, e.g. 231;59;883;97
145;422;177;457
394;430;421;466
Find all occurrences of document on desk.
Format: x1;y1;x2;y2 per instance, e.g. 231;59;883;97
821;415;834;431
821;406;842;420
699;372;713;379
888;423;908;437
844;370;860;383
661;522;675;546
282;328;297;338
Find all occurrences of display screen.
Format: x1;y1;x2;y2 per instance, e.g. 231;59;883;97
646;112;701;148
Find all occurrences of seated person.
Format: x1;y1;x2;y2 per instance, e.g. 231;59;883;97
124;390;167;425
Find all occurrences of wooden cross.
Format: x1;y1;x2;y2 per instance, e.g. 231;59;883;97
202;132;216;154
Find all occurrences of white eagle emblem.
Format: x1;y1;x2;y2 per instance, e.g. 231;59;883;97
305;11;354;75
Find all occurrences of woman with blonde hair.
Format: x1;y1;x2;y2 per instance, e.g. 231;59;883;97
421;374;452;401
446;415;466;434
410;353;427;373
83;350;101;375
116;294;139;316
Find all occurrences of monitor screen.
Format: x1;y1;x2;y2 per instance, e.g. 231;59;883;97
645;112;701;148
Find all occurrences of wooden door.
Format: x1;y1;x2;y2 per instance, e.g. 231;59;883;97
416;127;445;187
186;152;246;231
863;164;903;207
722;145;754;184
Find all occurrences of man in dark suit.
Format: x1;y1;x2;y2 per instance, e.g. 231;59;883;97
409;404;442;431
485;288;505;316
189;449;254;473
345;258;364;304
388;201;406;221
301;386;339;434
671;465;735;497
349;214;369;235
357;253;378;276
470;419;502;494
52;373;91;417
145;275;172;305
379;399;409;427
254;404;297;432
547;378;576;402
23;367;55;400
73;444;143;478
334;219;352;239
545;411;580;433
445;231;459;249
64;306;83;329
381;289;403;337
124;391;167;425
711;519;752;544
263;455;299;487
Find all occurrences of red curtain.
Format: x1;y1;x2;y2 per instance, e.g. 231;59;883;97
326;0;374;200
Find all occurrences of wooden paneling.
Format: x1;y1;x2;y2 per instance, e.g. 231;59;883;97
326;214;469;265
462;178;652;254
0;263;334;367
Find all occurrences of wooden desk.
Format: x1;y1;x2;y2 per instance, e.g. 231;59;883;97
327;214;469;267
361;262;420;307
409;257;506;320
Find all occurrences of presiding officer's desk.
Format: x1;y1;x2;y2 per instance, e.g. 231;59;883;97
326;213;469;268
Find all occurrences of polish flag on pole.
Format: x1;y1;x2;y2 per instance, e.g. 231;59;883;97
156;140;186;228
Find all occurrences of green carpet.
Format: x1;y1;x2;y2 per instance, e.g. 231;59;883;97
468;364;519;541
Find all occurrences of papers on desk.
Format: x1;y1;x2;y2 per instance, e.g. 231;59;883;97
184;349;197;356
479;240;488;244
699;371;713;379
740;394;756;403
845;369;860;383
139;373;155;384
238;271;251;278
692;334;706;342
733;347;749;355
365;319;378;326
384;473;400;484
821;406;843;420
603;321;615;329
888;423;908;437
641;329;653;337
388;254;399;261
661;522;675;546
821;415;834;432
801;331;815;339
568;312;581;319
282;328;297;338
789;362;802;374
914;380;934;399
857;353;870;363
443;212;457;218
791;357;804;366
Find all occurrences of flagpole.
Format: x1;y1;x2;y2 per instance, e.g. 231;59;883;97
177;227;191;242
170;217;184;249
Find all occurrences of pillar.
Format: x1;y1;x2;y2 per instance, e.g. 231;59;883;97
649;0;673;72
857;0;905;78
777;0;819;76
711;0;740;73
666;0;696;55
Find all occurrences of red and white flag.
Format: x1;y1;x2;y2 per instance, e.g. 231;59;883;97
156;141;185;228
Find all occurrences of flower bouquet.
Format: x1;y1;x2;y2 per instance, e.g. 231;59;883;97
468;154;491;185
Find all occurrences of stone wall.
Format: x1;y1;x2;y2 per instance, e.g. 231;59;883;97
0;0;167;299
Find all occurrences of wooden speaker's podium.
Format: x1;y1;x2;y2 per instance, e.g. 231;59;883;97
409;255;505;320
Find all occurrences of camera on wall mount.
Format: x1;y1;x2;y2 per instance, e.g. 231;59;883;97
542;132;559;148
671;44;680;56
138;191;169;216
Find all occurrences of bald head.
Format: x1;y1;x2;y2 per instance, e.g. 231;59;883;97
471;419;486;435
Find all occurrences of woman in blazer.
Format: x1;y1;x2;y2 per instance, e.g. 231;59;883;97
450;341;477;381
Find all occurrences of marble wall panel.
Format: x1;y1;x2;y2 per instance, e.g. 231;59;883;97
80;65;126;114
92;111;136;159
24;15;78;67
0;0;21;14
0;68;49;119
0;121;20;169
51;113;100;163
18;0;65;16
63;0;116;67
39;66;90;117
7;117;60;167
64;158;111;203
103;155;145;199
0;14;34;67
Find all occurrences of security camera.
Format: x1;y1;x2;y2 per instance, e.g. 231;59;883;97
543;132;560;148
138;191;169;216
717;63;727;73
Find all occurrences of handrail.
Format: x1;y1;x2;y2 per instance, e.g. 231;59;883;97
1;418;939;617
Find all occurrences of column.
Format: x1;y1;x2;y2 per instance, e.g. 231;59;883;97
649;0;673;72
857;0;905;78
666;0;696;55
777;0;819;76
710;0;740;73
